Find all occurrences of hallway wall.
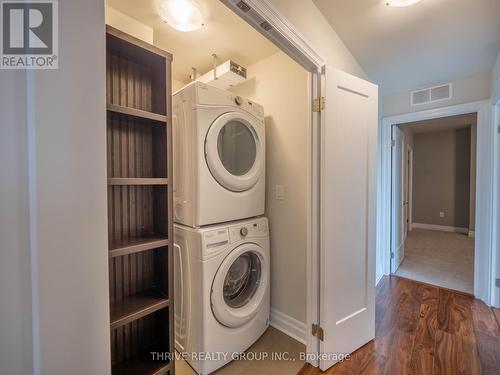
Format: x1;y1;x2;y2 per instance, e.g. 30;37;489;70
412;128;471;229
231;51;309;324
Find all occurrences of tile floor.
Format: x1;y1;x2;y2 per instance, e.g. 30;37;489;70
394;228;474;293
175;327;305;375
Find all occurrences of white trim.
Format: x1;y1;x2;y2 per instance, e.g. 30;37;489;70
221;0;324;72
412;223;469;234
270;308;307;345
380;100;495;305
222;0;325;366
469;230;476;238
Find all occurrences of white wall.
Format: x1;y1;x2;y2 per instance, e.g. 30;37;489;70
231;51;309;324
0;72;33;375
384;71;492;117
492;52;500;100
30;0;110;374
268;0;366;78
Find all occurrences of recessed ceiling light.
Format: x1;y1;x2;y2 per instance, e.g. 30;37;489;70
386;0;422;7
158;0;206;32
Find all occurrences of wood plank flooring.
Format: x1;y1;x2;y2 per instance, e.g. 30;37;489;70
299;276;500;375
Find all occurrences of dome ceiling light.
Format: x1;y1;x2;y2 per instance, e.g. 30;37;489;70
159;0;206;32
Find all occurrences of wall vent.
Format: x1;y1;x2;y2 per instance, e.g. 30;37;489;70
411;83;452;106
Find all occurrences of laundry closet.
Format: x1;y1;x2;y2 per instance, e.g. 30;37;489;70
104;0;309;374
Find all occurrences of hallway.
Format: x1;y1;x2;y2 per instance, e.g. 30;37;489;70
299;276;500;375
394;229;474;294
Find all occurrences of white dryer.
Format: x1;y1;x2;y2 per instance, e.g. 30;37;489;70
173;81;265;227
174;217;270;375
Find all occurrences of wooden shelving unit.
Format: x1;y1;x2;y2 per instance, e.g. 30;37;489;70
106;25;174;375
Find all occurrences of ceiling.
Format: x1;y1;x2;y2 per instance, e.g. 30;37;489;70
399;113;477;134
313;0;500;94
106;0;279;83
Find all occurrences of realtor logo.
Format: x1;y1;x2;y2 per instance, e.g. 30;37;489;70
1;0;58;69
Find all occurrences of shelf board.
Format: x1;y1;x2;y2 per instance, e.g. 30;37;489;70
108;178;169;186
112;359;170;375
110;290;169;330
107;103;167;123
109;237;169;258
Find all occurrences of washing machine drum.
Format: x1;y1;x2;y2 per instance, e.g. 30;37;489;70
205;112;263;192
211;243;268;328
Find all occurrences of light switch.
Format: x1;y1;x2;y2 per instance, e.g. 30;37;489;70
275;185;285;200
440;212;445;218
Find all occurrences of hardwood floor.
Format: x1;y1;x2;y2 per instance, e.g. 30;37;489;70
299;276;500;375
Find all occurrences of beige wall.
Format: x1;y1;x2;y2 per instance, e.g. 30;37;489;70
412;129;472;228
105;5;153;43
384;71;492;117
231;51;309;323
268;0;366;78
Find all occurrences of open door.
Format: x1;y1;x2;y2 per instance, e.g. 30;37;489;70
391;126;406;272
319;68;377;371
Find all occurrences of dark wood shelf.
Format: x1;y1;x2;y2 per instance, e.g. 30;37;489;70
107;103;167;123
109;237;169;258
108;178;169;186
110;290;169;330
112;359;170;375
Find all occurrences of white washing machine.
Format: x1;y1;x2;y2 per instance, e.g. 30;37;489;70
174;217;270;375
173;81;265;227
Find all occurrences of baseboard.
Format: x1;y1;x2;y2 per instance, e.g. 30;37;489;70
270;308;307;345
412;223;469;234
468;230;475;238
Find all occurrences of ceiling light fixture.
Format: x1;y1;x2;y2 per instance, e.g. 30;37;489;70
158;0;206;32
386;0;422;7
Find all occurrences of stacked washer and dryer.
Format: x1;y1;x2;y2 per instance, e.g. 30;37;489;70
172;81;270;375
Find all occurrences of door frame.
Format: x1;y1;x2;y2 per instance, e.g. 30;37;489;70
379;100;495;305
407;146;413;233
221;0;326;366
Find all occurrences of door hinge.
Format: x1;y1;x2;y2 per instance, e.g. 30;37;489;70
391;139;396;147
391;252;395;259
496;278;500;288
312;323;324;341
497;124;500;134
312;97;325;112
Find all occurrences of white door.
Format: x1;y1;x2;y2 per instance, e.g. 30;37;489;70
391;126;406;272
319;68;378;371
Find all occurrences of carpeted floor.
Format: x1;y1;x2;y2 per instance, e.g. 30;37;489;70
175;327;305;375
394;229;474;294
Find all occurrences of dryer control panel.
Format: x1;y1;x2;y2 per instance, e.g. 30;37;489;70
229;218;269;243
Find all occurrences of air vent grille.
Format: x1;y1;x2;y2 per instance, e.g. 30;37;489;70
411;83;452;106
237;1;251;12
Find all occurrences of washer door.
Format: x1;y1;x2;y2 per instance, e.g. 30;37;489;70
211;243;268;328
205;112;263;192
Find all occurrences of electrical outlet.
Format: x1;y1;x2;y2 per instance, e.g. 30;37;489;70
440;212;445;218
275;185;285;200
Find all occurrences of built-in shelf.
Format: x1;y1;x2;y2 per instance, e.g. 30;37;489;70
108;178;169;186
107;103;167;123
112;359;170;375
109;237;169;258
110;290;169;330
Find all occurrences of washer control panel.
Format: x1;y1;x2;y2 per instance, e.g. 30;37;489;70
229;218;268;243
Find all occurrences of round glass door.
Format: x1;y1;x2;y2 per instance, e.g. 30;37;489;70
205;112;264;192
217;121;257;177
223;252;262;309
211;244;268;328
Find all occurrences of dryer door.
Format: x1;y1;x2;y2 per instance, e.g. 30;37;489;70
205;112;264;192
211;243;268;328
